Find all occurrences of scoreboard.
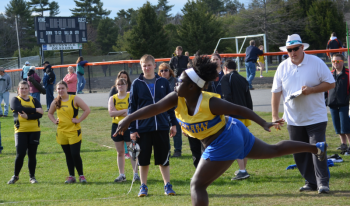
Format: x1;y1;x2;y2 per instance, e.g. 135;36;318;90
34;17;88;45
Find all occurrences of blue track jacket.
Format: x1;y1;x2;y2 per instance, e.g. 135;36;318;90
128;73;178;134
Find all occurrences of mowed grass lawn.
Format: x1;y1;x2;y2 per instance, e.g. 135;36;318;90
1;106;350;205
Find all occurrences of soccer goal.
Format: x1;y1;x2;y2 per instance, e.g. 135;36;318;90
214;34;268;72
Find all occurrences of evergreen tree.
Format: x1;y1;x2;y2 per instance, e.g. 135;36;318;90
70;0;111;28
5;0;32;19
177;0;225;54
156;0;174;23
127;1;169;58
305;0;345;49
96;17;118;55
115;8;138;35
202;0;225;14
28;0;60;16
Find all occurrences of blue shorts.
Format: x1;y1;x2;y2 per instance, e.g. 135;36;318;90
202;117;255;161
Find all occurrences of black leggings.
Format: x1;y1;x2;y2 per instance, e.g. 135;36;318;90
61;141;83;176
15;132;40;178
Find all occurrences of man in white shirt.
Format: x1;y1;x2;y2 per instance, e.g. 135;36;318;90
271;34;335;194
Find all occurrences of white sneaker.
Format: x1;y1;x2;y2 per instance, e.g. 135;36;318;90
133;173;140;181
114;174;126;182
30;177;38;184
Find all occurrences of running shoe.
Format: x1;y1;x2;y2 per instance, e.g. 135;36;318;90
114;174;126;182
79;175;87;183
260;75;263;78
7;176;19;184
65;176;76;184
164;182;176;196
29;177;38;184
318;186;330;194
125;153;131;159
231;171;250;180
138;183;148;197
133;173;140;181
316;142;327;161
299;184;317;192
337;143;348;154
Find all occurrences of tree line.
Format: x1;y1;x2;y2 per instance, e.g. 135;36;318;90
0;0;348;59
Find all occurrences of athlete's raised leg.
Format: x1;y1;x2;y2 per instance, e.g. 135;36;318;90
191;158;235;206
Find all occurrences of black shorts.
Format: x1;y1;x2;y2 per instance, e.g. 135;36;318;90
15;132;41;147
111;123;131;142
137;130;170;166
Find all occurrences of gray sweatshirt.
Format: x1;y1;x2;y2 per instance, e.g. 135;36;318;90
0;73;12;93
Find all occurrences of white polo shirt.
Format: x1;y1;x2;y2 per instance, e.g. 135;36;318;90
271;53;335;126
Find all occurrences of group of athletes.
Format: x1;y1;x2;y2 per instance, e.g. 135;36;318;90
8;52;327;206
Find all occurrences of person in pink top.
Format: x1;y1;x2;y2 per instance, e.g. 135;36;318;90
63;66;78;95
28;66;42;102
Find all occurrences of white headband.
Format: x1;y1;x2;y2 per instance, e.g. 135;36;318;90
185;68;205;88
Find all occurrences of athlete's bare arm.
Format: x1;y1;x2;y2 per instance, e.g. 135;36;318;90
48;101;58;124
108;96;128;117
209;97;282;132
114;92;178;136
73;96;90;123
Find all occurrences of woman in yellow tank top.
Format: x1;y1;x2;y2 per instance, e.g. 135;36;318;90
114;53;327;206
256;45;265;78
48;81;90;184
108;78;139;182
7;81;43;184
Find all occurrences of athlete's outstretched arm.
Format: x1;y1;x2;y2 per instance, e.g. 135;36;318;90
114;92;178;136
209;97;281;131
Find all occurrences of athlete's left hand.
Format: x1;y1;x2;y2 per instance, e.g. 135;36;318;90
263;119;284;132
18;111;28;119
170;125;177;137
71;118;80;124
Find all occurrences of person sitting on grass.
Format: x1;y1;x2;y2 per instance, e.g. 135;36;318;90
115;53;328;206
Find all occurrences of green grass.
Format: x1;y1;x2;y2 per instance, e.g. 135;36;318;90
1;107;350;205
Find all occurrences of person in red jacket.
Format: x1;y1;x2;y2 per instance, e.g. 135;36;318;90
63;66;78;95
27;67;41;102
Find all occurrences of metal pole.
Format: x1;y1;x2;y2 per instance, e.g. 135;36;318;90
235;38;240;72
79;49;82;56
15;15;21;68
346;24;349;84
263;34;268;72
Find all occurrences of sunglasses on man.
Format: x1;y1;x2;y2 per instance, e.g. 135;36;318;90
160;69;169;73
287;45;302;52
332;60;344;64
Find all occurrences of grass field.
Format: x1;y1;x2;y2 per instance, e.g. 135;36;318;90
1;106;350;205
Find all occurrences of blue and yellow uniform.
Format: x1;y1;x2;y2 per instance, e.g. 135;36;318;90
56;95;82;145
111;93;131;142
175;91;255;161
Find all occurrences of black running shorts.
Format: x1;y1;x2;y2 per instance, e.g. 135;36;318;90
111;123;131;142
15;132;41;147
136;130;170;166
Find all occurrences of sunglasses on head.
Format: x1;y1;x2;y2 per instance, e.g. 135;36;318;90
332;60;343;64
160;69;169;73
287;45;302;52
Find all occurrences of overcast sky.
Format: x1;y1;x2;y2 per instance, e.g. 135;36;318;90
0;0;249;17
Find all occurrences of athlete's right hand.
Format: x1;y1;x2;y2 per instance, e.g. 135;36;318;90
130;132;140;141
55;118;59;124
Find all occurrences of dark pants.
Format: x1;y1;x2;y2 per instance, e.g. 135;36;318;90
188;137;204;168
45;84;54;110
173;123;182;152
287;122;329;188
61;141;83;176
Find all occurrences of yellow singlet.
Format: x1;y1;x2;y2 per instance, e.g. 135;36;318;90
14;96;40;133
257;51;265;63
112;93;130;124
57;95;81;132
175;91;226;140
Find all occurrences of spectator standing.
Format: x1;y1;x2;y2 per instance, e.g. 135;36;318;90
326;54;350;154
76;56;88;94
63;66;78;95
101;59;108;77
42;61;56;112
272;34;335;194
245;40;263;90
128;57;134;75
0;67;12;117
27;66;41;102
22;61;31;81
158;63;182;157
326;32;343;59
208;53;224;95
256;45;265;78
185;51;189;57
221;59;253;181
126;54;177;197
169;46;189;78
